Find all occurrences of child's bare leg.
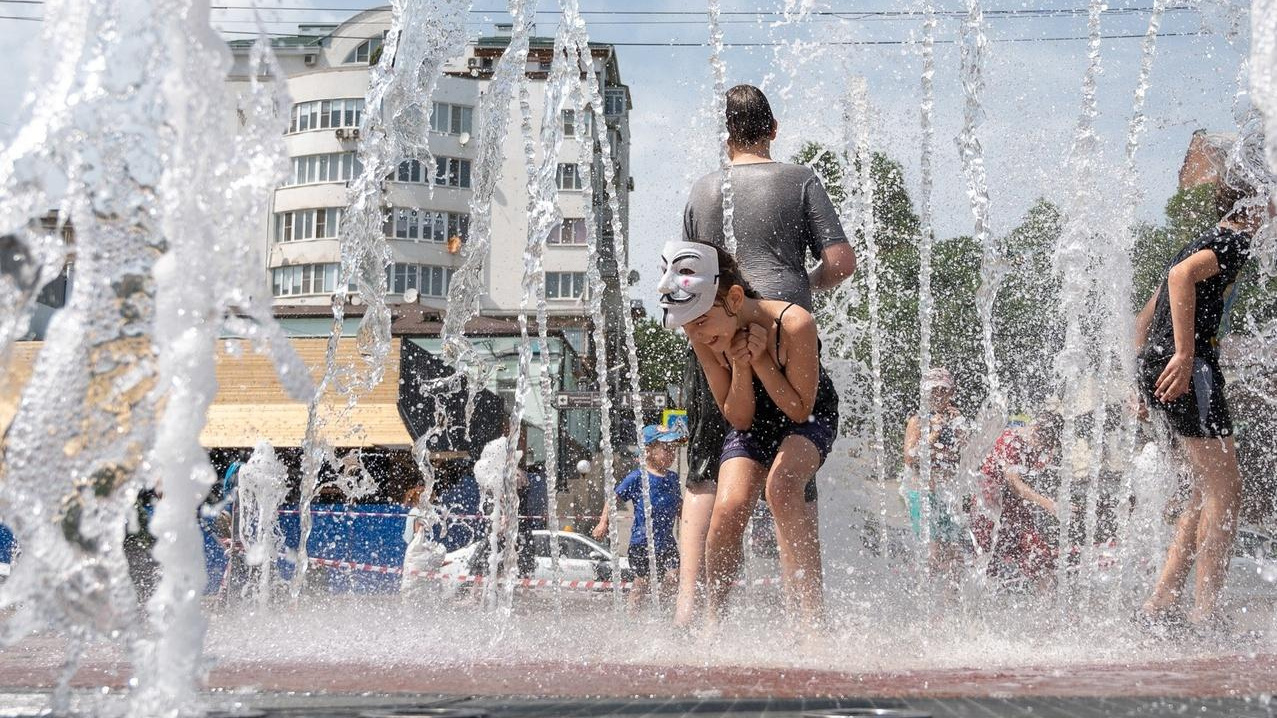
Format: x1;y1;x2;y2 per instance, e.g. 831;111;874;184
1144;485;1202;613
765;436;824;625
705;458;766;623
1182;436;1242;623
628;577;650;611
674;482;717;628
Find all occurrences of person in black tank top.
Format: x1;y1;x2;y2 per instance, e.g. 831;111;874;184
658;241;837;629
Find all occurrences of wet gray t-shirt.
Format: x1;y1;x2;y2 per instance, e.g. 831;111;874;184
681;161;849;311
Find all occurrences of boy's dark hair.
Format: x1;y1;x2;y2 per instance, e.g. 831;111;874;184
708;243;760;304
725;84;776;146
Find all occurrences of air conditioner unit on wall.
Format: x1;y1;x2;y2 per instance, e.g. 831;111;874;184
303;54;318;67
467;57;483;69
335;128;348;140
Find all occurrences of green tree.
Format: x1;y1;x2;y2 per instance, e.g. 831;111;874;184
994;198;1065;411
632;316;688;393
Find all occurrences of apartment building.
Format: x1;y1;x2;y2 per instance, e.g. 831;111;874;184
226;11;633;360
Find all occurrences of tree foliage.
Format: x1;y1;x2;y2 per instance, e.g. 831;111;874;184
632;316;688;393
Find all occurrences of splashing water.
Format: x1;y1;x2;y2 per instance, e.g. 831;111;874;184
915;0;939;573
707;0;737;256
232;442;290;608
0;0;306;713
843;78;887;533
1256;0;1277;176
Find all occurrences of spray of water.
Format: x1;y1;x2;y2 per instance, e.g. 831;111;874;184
844;78;887;533
233;442;290;607
515;1;572;607
706;0;737;256
0;1;307;712
915;0;939;589
292;0;473;599
1256;0;1277;175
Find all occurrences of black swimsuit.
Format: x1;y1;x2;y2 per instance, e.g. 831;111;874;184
720;303;840;467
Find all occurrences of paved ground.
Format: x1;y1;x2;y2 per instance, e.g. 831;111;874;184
2;648;1277;698
2;690;1276;718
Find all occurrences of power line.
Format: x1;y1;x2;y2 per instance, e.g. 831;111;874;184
205;27;1203;46
0;0;1194;16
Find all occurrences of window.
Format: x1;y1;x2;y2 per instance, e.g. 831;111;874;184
286;152;363;186
344;37;383;65
548;218;587;245
430;102;473;135
555;163;583;191
604;88;626;117
395;159;424;184
288;98;364;133
545;271;585;299
562;109;593;138
387;263;453;296
434;157;472;188
273;208;344;242
386;208;469;244
271;263;341;297
558;535;597;560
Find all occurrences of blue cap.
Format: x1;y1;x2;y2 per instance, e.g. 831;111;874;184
641;424;686;445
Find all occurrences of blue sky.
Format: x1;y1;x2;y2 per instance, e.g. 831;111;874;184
0;1;1254;307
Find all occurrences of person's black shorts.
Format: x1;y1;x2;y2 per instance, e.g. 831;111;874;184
628;541;679;580
683;355;818;502
1138;351;1234;438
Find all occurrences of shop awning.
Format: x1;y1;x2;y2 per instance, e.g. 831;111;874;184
202;337;411;448
1;338;414;449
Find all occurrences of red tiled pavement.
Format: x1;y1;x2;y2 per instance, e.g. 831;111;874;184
1;653;1275;699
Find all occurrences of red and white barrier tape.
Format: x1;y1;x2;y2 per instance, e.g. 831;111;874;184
278;508;599;521
307;556;783;592
307;556;631;591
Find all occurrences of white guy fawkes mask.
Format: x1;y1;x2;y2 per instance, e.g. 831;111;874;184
657;241;719;329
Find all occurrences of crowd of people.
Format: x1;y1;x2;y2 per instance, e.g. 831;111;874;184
385;84;1269;641
640;83;1271;639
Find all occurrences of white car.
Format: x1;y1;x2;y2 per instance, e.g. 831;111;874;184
1225;526;1277;602
438;530;631;586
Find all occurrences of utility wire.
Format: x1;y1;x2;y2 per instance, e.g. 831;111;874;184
0;0;1194;15
208;28;1203;45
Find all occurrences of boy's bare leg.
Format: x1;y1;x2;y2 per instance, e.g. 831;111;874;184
674;483;717;628
628;577;650;611
1182;436;1242;623
766;436;824;625
705;458;766;624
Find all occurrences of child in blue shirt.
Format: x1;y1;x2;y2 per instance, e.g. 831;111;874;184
594;424;685;609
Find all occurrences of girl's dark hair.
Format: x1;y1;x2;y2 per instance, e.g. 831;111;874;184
725;84;776;146
707;243;760;304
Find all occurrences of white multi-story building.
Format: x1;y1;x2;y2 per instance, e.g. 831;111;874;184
227;11;633;347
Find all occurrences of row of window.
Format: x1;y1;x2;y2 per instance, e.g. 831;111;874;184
271;263;583;301
275;208;344;243
289;98;365;134
275;206;585;247
287;152;364;187
272;263;343;297
389;263;453;297
286;88;625;137
387;207;469;243
393;157;473;188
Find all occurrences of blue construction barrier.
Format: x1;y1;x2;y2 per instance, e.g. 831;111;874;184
204;471;495;595
1;469;551;597
0;523;13;566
